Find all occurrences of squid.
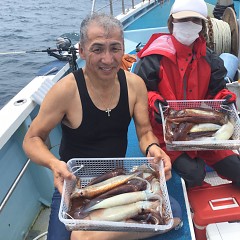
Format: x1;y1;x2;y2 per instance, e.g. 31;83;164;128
67;164;167;225
187;131;218;140
165;120;176;142
164;108;233;142
172;122;195;141
165;121;195;141
70;173;139;199
166;107;228;125
79;200;161;222
88;168;125;186
150;178;163;215
189;123;222;133
184;123;222;140
213;120;234;140
130;211;164;225
82;189;160;212
91;178;148;200
81;177;162;213
76;178;148;213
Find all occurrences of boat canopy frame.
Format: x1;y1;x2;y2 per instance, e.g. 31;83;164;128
91;0;163;16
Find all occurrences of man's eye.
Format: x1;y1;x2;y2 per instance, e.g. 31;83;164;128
92;48;102;53
112;47;122;53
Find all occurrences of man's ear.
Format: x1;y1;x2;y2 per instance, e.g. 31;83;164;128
78;43;85;59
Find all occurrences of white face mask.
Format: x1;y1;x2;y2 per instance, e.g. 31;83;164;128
172;21;202;46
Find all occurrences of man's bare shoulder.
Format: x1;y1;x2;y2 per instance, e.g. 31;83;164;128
42;72;78;109
49;73;77;97
124;70;147;91
55;73;76;92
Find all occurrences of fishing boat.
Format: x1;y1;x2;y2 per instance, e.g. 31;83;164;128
0;0;239;239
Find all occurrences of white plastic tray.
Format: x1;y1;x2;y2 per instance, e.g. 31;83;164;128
206;222;240;240
59;157;173;232
160;100;240;151
227;81;240;111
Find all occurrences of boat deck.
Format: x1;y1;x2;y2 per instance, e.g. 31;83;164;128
25;208;49;240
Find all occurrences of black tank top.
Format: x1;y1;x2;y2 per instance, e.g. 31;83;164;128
59;68;131;162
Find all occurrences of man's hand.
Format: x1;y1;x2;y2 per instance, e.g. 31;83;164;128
51;160;76;194
147;144;172;181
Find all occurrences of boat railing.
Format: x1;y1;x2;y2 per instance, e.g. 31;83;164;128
91;0;163;16
0;159;31;213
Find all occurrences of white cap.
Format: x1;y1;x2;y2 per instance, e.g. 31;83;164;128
170;0;208;20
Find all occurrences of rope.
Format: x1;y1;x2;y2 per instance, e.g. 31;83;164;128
207;17;231;55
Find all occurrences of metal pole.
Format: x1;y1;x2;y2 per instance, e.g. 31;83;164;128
110;0;113;15
122;0;125;14
91;0;96;14
132;0;135;9
0;159;31;213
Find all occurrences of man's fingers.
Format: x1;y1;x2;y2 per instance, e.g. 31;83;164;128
165;170;172;181
64;170;76;180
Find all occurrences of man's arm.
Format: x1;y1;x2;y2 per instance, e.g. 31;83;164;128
22;75;75;193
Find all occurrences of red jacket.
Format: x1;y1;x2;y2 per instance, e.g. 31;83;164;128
134;34;236;163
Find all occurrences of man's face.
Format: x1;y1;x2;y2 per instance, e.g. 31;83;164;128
79;22;124;81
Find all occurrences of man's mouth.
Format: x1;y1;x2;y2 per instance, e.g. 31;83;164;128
99;66;114;72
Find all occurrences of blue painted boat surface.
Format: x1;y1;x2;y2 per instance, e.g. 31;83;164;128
0;0;239;239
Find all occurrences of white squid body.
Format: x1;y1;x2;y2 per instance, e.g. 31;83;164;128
213;120;234;140
85;190;159;212
84;177;162;212
150;178;163;213
84;200;160;221
189;123;221;132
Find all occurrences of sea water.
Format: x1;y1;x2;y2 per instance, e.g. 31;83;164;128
0;0;143;108
0;0;239;108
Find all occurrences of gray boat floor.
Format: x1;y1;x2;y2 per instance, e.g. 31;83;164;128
25;207;49;240
25;171;231;240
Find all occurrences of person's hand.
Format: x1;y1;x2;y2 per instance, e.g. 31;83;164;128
214;89;236;105
147;144;172;181
222;93;236;105
148;92;168;124
51;160;76;194
154;98;168;124
160;151;172;181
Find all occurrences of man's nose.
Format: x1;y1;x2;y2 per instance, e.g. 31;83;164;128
101;51;113;64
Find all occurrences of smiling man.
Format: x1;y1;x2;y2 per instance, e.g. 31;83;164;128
22;13;180;240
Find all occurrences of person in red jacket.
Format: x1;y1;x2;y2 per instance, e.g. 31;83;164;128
134;0;240;188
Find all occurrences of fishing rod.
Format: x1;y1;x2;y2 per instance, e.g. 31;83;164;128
0;37;74;55
0;49;60;55
0;37;79;71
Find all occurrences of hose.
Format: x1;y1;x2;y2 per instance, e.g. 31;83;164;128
32;231;48;240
